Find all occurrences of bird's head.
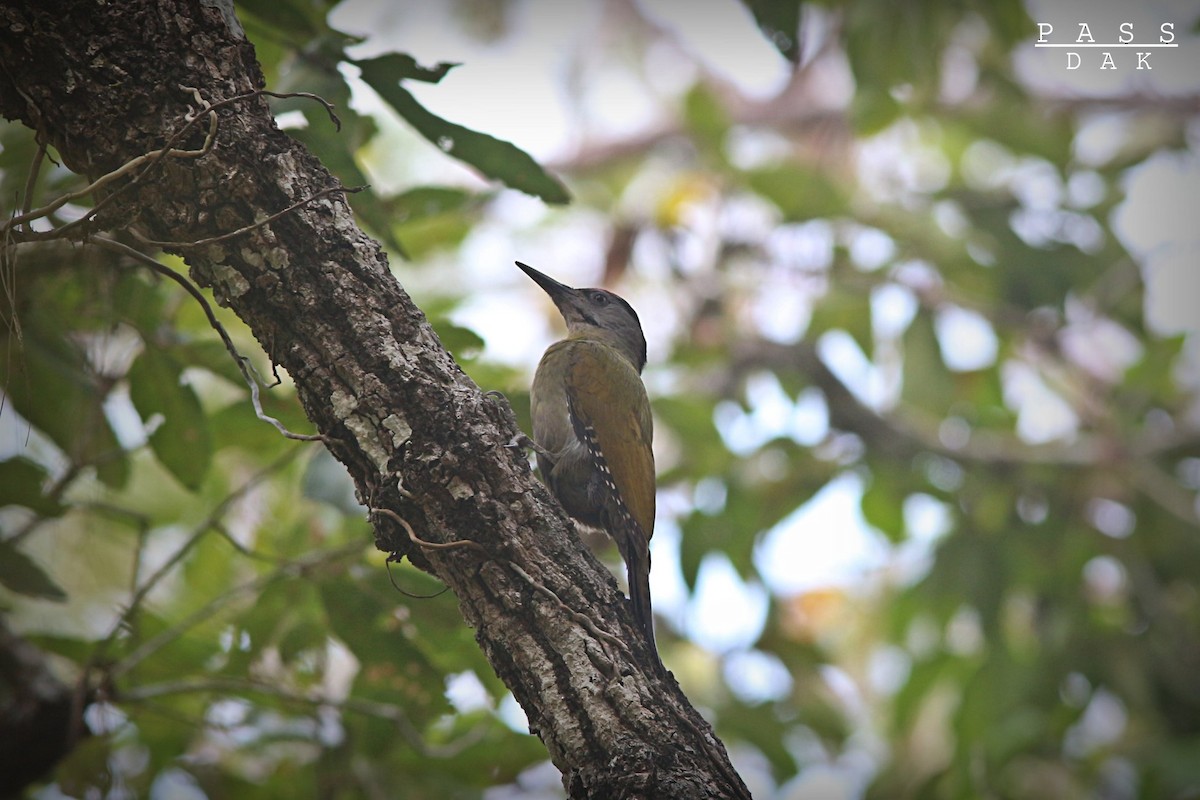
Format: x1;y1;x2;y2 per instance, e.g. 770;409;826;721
516;261;647;373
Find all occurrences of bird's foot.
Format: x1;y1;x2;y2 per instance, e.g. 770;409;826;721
507;431;552;458
484;391;552;457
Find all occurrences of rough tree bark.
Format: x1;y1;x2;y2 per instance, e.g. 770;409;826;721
0;1;752;797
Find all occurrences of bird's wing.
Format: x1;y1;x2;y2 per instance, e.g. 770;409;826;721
565;342;655;540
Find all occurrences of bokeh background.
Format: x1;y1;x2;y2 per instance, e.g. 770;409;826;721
3;0;1200;797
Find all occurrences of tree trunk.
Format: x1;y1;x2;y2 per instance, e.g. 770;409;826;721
0;2;750;797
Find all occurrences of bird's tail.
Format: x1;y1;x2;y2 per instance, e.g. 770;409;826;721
615;524;657;658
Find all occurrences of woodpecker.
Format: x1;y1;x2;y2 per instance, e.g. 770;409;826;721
517;261;657;655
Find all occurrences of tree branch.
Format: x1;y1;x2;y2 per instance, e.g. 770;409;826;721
733;337;1200;469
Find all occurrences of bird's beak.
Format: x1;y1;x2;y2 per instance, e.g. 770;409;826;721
516;261;580;308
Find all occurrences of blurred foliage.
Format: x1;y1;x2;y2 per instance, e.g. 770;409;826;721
3;0;1200;798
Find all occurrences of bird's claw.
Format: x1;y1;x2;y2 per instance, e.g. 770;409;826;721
507;431;552;458
484;391;551;457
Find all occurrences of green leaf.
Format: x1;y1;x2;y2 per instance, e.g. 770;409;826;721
681;515;741;589
236;0;328;39
900;312;953;415
278;618;330;663
0;332;128;488
235;579;324;661
430;317;485;360
739;0;803;63
809;288;873;359
850;85;902;135
123;610;224;683
27;634;95;662
721;700;799;780
653;394;727;481
1126;333;1185;400
128;345;213;490
382;186;481;258
1152;738;1200;797
977;0;1034;45
891;654;949;731
0;123;46;202
745;163;847;221
387;713;547;789
388;186;474;221
174;339;247;387
109;271;167;334
354;53;458;85
952;103;1073;165
844;0;945;102
394;212;478;260
0;457;65;516
355;59;570;205
318;575;454;724
861;468;907;543
0;539;67;601
955;655;1029;747
922;528;1007;631
682;83;731;161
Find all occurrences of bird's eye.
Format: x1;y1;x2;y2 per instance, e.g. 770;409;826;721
591;292;610;306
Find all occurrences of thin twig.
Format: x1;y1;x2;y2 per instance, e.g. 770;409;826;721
385;555;451;599
134;184;364;249
19;137;48;225
210;519;294;564
181;88;341;130
506;560;628;659
98;449;303;669
1133;460;1200;526
6;461;83;547
90;236;324;442
108;539;367;682
3;86;340;243
3;106;218;234
372;507;486;553
121;675;488;758
371;506;629;659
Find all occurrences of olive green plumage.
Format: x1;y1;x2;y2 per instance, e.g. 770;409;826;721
517;262;657;656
